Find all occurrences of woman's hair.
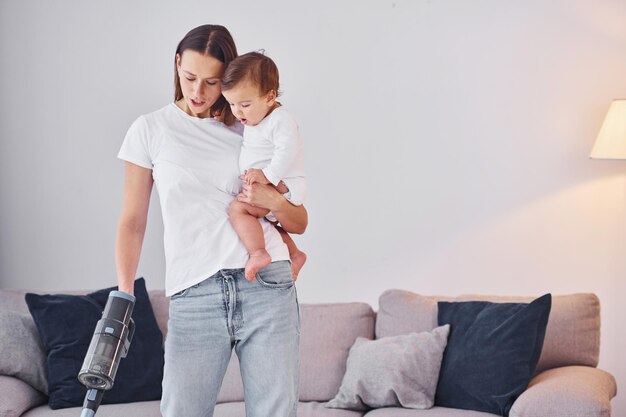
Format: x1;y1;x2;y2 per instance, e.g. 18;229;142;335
221;51;280;97
174;24;238;125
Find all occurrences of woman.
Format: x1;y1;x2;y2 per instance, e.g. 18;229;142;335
115;24;306;417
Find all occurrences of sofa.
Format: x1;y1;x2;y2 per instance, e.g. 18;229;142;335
0;287;617;417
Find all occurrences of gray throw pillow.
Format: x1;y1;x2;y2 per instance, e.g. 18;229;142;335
0;310;48;394
326;324;450;411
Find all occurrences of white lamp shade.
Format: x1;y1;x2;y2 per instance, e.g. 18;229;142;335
590;99;626;159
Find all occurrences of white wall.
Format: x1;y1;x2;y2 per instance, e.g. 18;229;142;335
1;0;624;414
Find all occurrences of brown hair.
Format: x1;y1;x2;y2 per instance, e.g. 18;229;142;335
221;51;280;97
174;24;238;125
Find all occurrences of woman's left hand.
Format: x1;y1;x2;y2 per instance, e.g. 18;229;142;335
237;180;308;235
237;183;283;211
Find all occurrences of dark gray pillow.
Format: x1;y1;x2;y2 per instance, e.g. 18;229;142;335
326;324;449;411
436;294;551;416
0;310;48;393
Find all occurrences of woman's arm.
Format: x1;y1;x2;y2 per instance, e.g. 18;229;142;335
115;162;153;295
238;182;308;234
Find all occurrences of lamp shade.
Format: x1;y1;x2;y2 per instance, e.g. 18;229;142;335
590;99;626;159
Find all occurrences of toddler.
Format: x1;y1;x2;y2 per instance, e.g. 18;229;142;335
222;51;307;281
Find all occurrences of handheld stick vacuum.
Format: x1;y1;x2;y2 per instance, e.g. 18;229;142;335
77;291;136;417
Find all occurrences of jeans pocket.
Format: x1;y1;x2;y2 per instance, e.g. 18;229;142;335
256;263;294;289
171;282;204;300
171;281;204;300
170;287;190;300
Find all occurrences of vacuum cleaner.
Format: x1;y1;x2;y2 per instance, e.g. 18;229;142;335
77;291;136;417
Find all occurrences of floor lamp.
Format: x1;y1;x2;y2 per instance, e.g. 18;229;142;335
590;99;626;159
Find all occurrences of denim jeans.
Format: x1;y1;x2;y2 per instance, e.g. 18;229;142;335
160;260;300;417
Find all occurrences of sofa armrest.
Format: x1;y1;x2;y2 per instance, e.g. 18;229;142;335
0;375;47;417
510;366;617;417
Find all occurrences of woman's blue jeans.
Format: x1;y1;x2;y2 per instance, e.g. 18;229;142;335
160;260;300;417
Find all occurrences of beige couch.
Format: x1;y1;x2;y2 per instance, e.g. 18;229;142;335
0;288;617;417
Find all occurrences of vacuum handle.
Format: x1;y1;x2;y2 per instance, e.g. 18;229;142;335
80;388;104;417
122;318;136;358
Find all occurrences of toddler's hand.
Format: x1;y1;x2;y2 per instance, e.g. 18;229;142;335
212;109;224;122
275;181;290;194
243;168;270;185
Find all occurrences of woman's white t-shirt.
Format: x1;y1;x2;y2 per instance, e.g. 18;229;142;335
118;103;289;296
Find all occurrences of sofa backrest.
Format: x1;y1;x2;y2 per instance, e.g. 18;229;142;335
295;302;376;401
0;289;31;314
0;288;170;338
146;290;168;338
375;290;601;374
4;287;598;398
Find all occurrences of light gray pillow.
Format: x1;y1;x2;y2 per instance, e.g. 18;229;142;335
0;310;48;394
0;375;47;417
326;324;450;411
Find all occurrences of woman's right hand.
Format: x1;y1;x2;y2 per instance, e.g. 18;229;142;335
118;287;135;296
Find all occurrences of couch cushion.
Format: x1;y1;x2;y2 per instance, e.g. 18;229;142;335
24;278;164;409
0;311;48;393
297;401;366;417
298;303;376;402
376;290;600;373
365;406;499;416
327;325;449;411
22;400;162;417
435;295;551;416
214;401;366;417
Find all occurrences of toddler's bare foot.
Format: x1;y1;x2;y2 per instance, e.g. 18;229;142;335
245;249;271;281
290;250;307;281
